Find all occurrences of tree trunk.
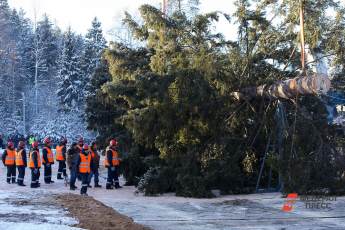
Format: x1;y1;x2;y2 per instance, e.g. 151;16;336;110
232;74;331;100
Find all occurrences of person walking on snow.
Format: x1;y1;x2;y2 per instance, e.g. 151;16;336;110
88;142;102;188
16;141;27;186
105;139;122;189
56;137;68;180
29;141;41;188
42;137;54;184
76;144;93;196
2;141;16;184
67;142;79;190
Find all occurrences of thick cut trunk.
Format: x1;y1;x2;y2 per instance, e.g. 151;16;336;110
232;74;331;100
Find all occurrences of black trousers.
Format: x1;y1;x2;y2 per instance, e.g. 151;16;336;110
106;166;119;187
88;168;99;185
57;161;67;178
80;173;89;194
30;168;40;188
43;164;52;183
17;166;25;185
6;165;16;183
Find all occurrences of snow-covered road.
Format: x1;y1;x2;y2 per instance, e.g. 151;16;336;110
89;186;345;230
0;151;344;230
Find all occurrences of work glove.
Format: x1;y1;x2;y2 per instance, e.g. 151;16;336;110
111;167;116;172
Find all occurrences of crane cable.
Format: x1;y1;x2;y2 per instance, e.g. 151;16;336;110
290;0;305;161
300;0;306;75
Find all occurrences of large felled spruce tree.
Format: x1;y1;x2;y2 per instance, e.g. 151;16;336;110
87;2;345;197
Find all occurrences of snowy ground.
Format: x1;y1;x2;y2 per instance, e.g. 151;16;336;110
0;150;344;229
90;186;345;230
0;181;80;230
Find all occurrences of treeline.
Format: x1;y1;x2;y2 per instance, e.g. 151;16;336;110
0;0;106;141
86;0;345;197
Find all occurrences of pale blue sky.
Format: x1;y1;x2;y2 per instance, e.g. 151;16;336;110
8;0;237;40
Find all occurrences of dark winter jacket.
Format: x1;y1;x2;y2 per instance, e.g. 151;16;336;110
76;149;94;174
90;148;100;170
0;138;3;149
17;147;27;167
67;146;79;170
31;149;40;169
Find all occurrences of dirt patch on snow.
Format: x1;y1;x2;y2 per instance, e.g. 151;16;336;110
54;193;151;230
220;199;253;206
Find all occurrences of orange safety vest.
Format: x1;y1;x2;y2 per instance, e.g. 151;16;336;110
56;145;65;161
29;150;41;168
79;153;91;173
104;147;120;167
42;147;54;164
5;149;16;166
15;149;24;166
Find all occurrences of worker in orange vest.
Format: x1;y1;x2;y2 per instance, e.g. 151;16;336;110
2;141;16;184
56;137;67;180
105;139;122;189
76;144;93;195
76;137;84;181
29;141;41;188
88;142;102;188
42;137;54;184
16;141;27;186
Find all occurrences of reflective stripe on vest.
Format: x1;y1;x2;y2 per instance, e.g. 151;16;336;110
79;153;91;173
5;149;16;165
15;149;24;166
104;147;120;167
42;147;54;164
29;150;41;168
56;145;65;161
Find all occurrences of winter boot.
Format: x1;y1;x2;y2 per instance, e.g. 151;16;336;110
57;174;63;180
115;182;122;189
94;183;102;188
106;184;114;190
30;184;38;188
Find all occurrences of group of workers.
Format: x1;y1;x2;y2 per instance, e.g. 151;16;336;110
1;136;122;195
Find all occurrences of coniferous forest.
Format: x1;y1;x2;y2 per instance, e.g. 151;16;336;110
0;0;105;141
2;0;345;197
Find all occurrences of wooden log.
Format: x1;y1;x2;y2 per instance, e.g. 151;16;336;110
232;74;331;100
